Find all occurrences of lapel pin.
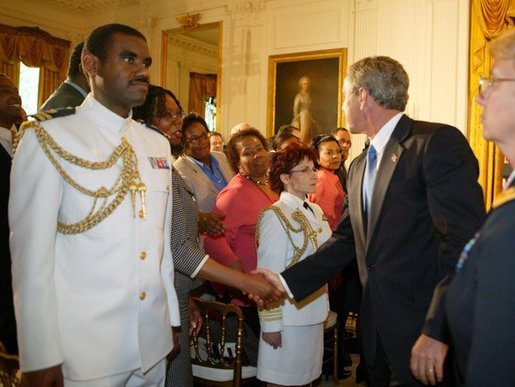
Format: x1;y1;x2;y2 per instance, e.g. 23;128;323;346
391;154;398;163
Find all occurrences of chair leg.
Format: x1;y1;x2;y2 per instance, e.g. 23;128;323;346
332;327;338;384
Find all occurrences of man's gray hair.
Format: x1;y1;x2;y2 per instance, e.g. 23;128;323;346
347;56;409;111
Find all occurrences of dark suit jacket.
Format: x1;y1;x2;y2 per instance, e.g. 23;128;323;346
446;180;515;387
39;82;86;111
0;144;17;353
282;115;485;382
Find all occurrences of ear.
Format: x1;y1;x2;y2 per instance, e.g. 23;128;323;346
358;87;368;110
81;50;99;78
279;173;289;188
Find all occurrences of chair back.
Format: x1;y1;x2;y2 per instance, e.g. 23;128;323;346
0;343;21;387
190;297;257;387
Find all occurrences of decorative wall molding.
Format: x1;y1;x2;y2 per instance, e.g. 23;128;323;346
226;0;267;14
26;0;139;13
355;0;378;11
168;34;218;55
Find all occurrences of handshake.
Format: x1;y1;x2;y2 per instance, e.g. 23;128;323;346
242;268;287;307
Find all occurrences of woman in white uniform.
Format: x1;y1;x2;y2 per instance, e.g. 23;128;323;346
256;142;331;386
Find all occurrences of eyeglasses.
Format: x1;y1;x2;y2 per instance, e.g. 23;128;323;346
290;166;318;174
158;110;184;122
186;133;209;145
479;75;515;98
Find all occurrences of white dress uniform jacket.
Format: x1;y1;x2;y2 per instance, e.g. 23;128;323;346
257;192;330;332
9;94;180;380
173;152;234;212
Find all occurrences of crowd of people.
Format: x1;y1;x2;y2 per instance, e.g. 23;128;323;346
0;21;514;387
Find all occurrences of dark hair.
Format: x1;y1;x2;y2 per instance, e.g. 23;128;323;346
269;142;317;192
313;134;339;151
277;124;298;137
272;132;299;151
84;24;146;62
331;127;348;136
181;113;209;144
68;42;84;78
132;85;182;127
226;128;268;173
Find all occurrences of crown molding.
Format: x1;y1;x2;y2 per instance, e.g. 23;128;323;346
168;34;218;56
25;0;139;14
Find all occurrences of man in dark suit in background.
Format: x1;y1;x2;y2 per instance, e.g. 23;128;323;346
256;56;485;386
39;41;89;111
0;73;23;354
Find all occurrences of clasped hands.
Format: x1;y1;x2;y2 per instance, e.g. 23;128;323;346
244;267;286;308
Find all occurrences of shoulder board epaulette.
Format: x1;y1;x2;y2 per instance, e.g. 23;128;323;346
30;107;76;122
492;187;515;209
136;119;172;142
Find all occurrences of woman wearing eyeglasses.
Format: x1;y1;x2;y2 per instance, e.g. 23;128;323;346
256;142;331;386
173;113;234;213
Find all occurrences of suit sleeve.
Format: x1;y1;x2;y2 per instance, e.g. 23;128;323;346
422;126;486;340
281;203;356;302
257;209;287;332
9;128;64;371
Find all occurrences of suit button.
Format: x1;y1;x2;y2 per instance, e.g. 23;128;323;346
367;264;375;271
139;292;146;301
139;251;147;260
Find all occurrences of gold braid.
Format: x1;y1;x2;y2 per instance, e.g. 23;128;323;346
256;206;319;268
15;121;144;234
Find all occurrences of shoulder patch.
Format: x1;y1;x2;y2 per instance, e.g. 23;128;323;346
30;107;76;122
492;187;515;209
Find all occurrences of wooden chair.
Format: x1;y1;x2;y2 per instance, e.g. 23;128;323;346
190;297;257;387
0;342;21;387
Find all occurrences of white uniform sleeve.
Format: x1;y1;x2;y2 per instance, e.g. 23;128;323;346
9;128;64;372
257;208;289;333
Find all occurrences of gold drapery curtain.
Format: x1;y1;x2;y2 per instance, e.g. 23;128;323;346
0;23;70;109
0;62;19;85
188;72;217;116
468;0;514;210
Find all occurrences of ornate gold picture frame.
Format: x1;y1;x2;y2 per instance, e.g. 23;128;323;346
267;48;347;139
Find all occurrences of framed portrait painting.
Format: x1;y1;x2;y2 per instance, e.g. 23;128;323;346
267;48;347;141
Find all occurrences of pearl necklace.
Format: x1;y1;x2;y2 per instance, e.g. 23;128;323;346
241;173;269;186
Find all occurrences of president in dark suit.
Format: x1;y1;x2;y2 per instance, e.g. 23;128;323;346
257;56;486;387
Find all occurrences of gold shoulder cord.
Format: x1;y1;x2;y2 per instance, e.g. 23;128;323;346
15;121;146;234
256;206;319;268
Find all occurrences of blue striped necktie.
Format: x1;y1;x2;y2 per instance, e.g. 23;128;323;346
363;145;377;215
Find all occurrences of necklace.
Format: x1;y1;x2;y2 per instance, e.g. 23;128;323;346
241;173;269;186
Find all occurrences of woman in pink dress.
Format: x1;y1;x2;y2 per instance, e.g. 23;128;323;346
308;135;345;231
204;128;279;337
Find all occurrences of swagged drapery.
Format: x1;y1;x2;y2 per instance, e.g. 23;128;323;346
0;23;70;109
188;72;217;117
469;0;514;210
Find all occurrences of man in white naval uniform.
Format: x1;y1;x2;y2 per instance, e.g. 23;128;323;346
9;24;179;386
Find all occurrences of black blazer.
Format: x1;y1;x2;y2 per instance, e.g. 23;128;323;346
446;181;515;386
0;144;17;353
283;115;485;382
